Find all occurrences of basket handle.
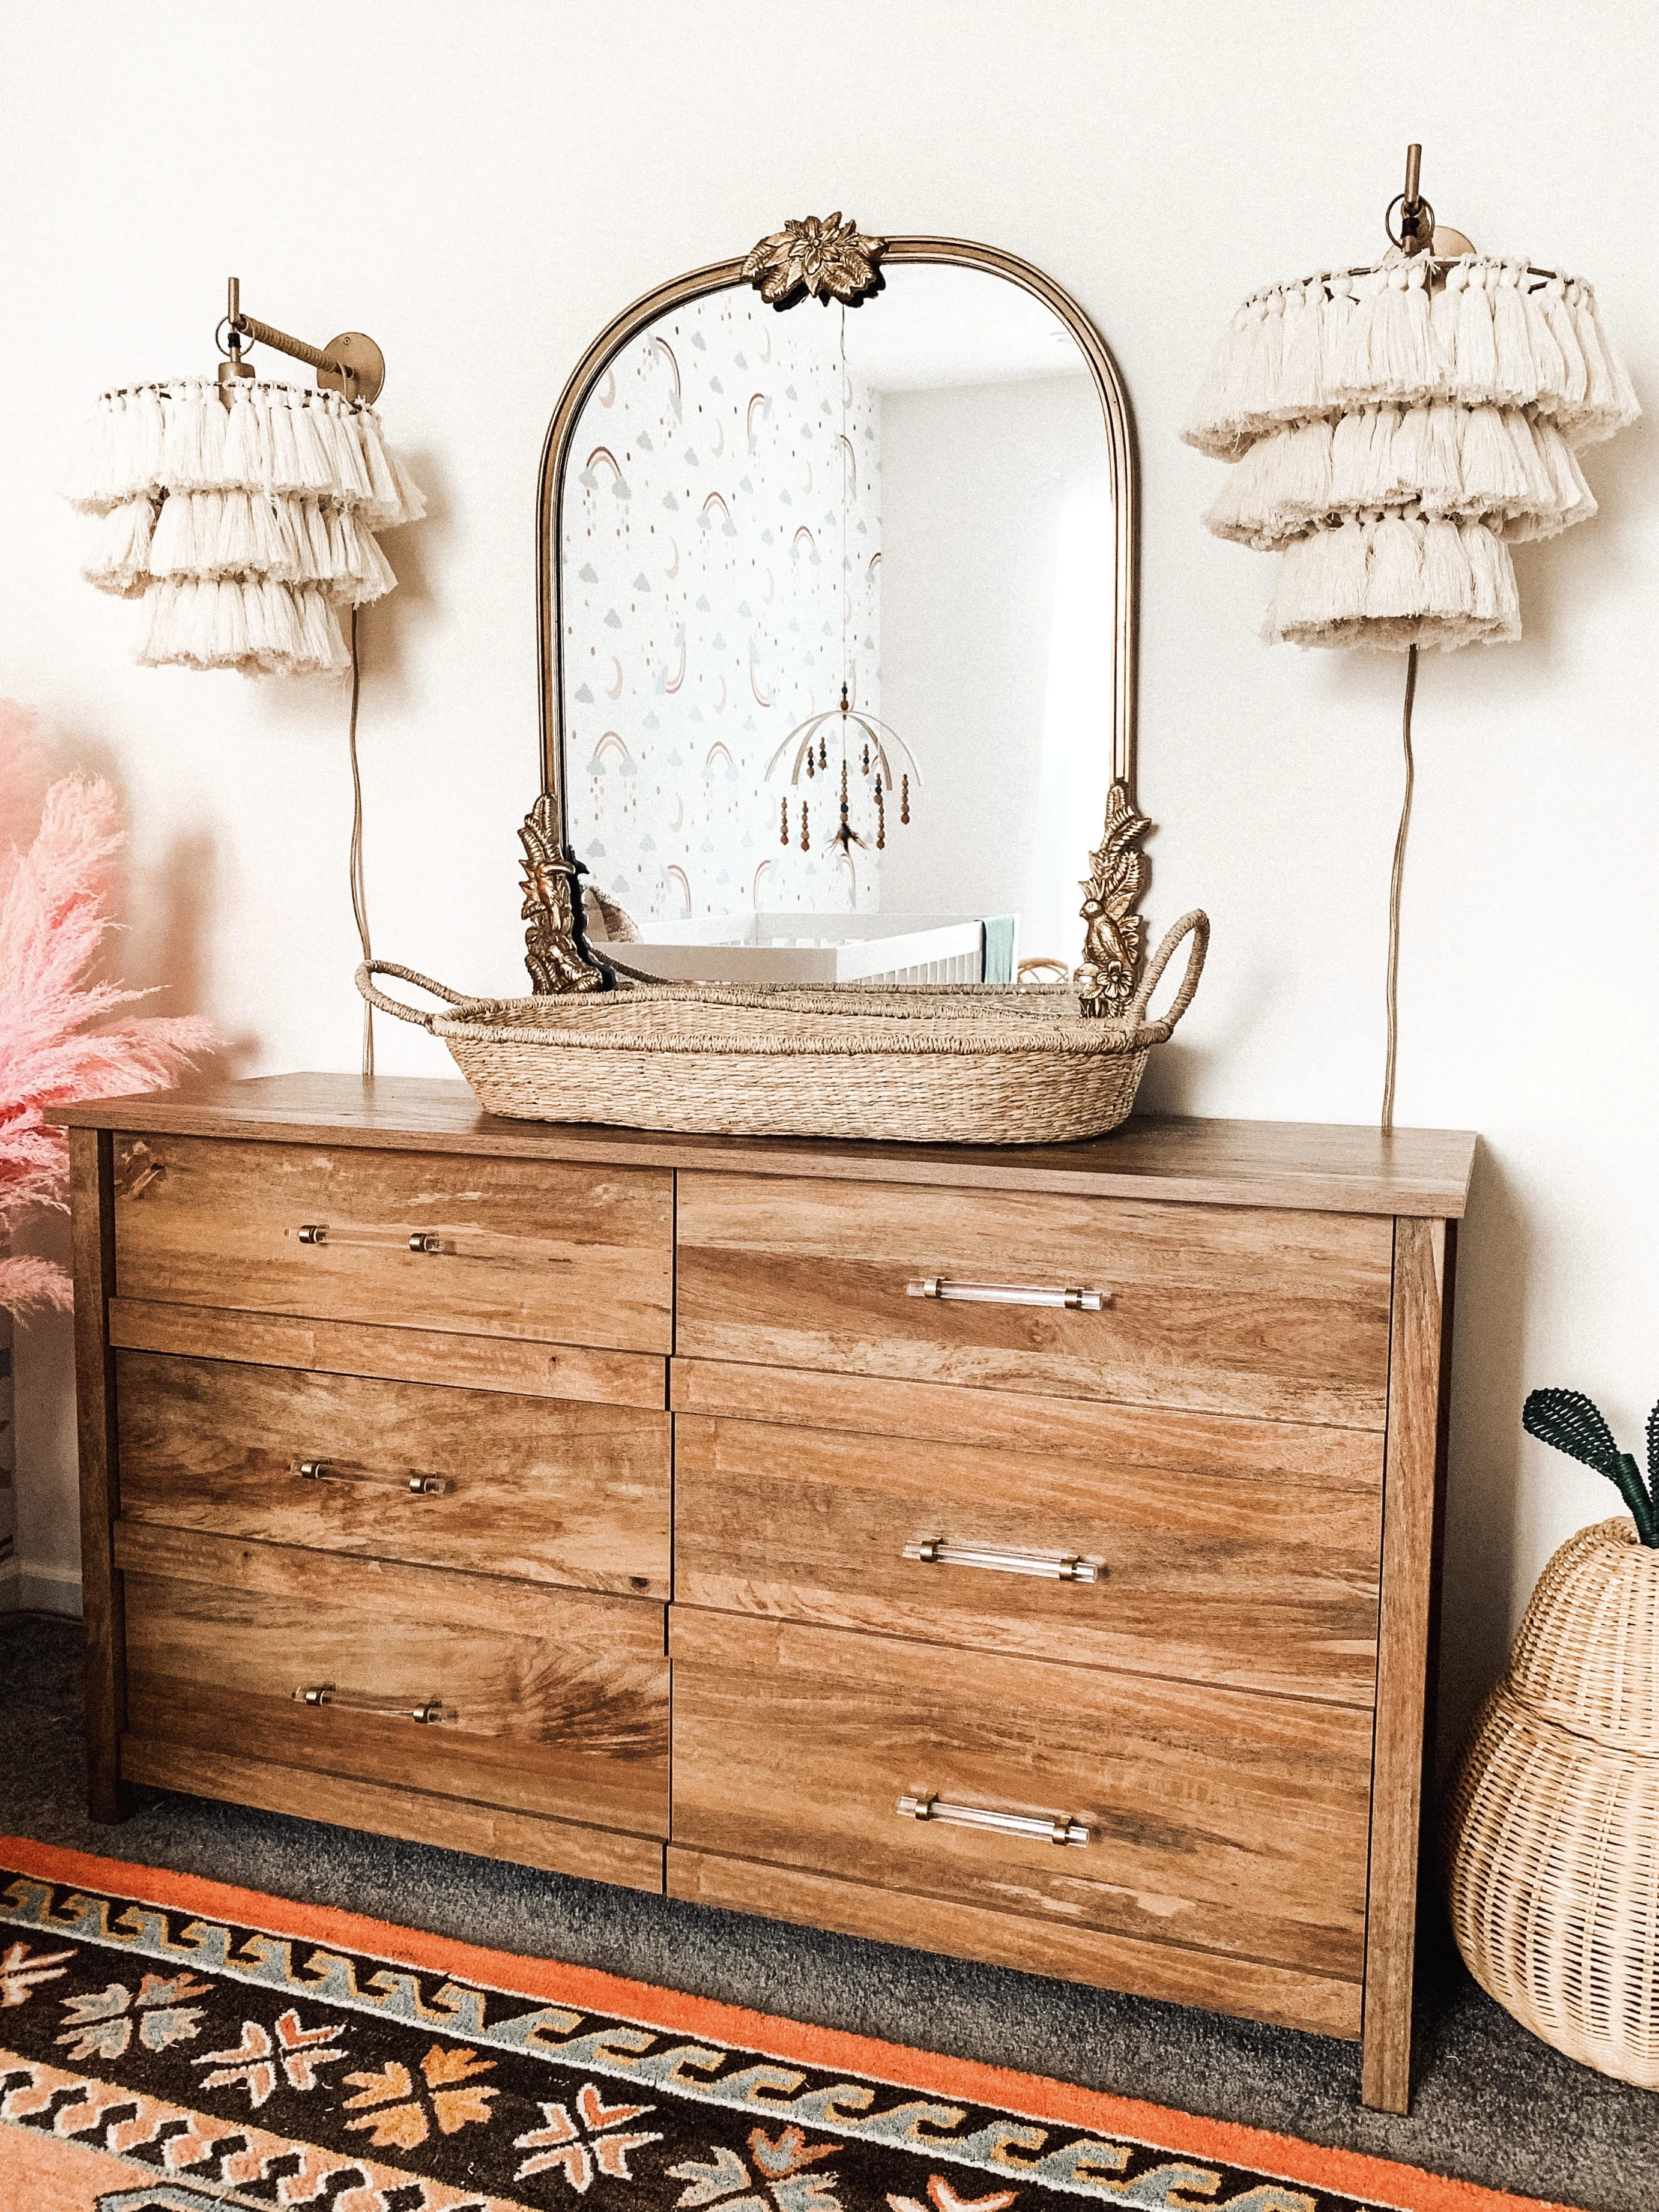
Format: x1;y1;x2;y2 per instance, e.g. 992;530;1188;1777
1128;910;1210;1040
354;960;473;1032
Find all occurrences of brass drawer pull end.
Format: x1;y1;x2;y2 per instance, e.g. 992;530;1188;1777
898;1793;1089;1846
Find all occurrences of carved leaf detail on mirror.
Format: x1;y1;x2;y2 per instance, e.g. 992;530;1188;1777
519;795;609;994
740;214;886;309
1076;781;1150;1019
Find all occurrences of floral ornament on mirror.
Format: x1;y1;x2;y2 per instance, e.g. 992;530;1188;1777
742;214;887;309
1075;781;1150;1017
519;793;611;993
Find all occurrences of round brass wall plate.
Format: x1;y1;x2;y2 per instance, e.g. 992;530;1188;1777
317;331;385;404
1431;225;1477;259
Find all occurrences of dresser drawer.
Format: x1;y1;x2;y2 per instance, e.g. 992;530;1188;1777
667;1848;1358;2037
118;1525;669;1839
112;1135;672;1352
118;1352;671;1598
675;1174;1392;1427
672;1373;1383;1705
669;1612;1371;1989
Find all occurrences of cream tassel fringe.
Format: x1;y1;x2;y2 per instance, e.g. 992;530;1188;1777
1265;514;1520;651
64;379;425;526
141;576;350;674
65;376;419;674
82;497;159;596
1185;257;1640;460
134;489;400;602
1206;398;1600;549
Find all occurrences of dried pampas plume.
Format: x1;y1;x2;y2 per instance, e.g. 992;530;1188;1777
0;703;214;1315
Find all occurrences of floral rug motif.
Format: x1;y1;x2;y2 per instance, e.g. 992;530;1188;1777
0;1837;1568;2212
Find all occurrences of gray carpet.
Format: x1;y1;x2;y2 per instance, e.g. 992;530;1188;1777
1;1611;1650;2210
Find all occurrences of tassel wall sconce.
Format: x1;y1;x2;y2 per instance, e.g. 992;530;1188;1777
1186;147;1638;1126
61;282;428;1075
63;279;424;675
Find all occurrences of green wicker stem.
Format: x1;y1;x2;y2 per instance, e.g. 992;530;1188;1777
1523;1388;1659;1546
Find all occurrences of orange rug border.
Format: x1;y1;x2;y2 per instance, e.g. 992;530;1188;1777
0;1834;1570;2212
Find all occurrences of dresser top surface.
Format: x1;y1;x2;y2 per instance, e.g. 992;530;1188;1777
50;1072;1475;1216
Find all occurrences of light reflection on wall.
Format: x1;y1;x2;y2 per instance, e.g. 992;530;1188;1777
1029;480;1114;966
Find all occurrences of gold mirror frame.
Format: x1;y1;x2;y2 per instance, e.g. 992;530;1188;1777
519;222;1150;1016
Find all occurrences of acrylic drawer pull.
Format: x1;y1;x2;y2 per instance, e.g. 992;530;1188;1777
296;1223;445;1253
906;1277;1108;1311
902;1538;1102;1583
294;1684;455;1724
897;1793;1089;1847
297;1460;452;1497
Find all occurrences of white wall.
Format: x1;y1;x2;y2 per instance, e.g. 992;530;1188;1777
878;373;1110;964
4;1;1657;1757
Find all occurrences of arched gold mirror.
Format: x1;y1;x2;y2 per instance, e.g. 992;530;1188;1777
518;218;1150;1018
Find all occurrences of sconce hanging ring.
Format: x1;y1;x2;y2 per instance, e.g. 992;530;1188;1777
1383;190;1437;254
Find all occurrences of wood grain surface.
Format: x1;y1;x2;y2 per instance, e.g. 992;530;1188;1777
673;1405;1382;1703
110;1134;672;1350
71;1128;127;1822
117;1351;671;1596
109;1298;665;1408
669;1610;1372;1992
122;1738;665;1891
50;1074;1477;1218
676;1174;1394;1427
666;1849;1362;2039
112;1522;665;1640
121;1541;668;1837
1362;1215;1451;2114
52;1072;1475;2108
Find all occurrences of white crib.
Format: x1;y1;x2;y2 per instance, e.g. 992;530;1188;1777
594;911;1000;987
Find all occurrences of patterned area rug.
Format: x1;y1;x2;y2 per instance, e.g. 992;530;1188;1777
0;1837;1568;2212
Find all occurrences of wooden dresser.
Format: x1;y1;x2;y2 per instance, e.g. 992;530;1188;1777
56;1074;1473;2112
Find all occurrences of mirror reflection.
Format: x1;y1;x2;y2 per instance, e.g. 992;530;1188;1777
560;263;1114;986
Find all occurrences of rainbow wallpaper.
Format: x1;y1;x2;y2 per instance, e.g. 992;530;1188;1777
561;289;884;923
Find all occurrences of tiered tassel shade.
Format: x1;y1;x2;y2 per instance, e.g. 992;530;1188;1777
64;379;425;673
1187;256;1638;648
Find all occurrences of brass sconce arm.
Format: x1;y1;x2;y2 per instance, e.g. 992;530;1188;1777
219;276;386;403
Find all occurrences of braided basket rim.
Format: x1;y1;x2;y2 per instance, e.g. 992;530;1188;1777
426;992;1164;1059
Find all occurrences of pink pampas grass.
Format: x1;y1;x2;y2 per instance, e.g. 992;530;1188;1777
1;706;213;1316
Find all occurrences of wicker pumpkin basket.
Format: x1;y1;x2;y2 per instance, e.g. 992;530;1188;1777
357;909;1207;1146
1445;1516;1659;2088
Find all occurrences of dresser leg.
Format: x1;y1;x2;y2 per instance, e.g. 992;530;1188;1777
71;1128;131;1825
1359;1216;1455;2112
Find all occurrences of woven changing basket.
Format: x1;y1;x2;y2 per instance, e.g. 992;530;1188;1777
358;909;1207;1146
1445;1516;1659;2088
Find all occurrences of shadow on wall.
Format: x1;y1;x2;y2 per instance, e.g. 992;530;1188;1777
1436;1138;1532;1771
76;807;257;1079
1132;926;1281;1117
140;827;257;1077
357;444;443;715
146;826;213;1026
